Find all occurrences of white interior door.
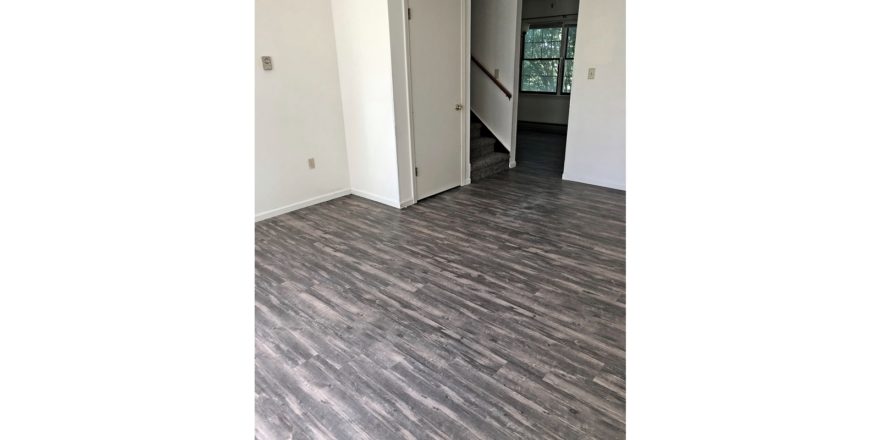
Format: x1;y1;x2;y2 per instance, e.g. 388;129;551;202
408;0;465;200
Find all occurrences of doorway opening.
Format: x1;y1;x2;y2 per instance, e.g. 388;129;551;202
515;0;579;177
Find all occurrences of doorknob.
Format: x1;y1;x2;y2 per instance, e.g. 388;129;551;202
455;104;463;111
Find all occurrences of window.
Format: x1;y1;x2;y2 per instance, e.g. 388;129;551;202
520;24;577;95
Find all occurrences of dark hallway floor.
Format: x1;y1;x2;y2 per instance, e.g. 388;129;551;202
514;127;567;176
255;155;625;439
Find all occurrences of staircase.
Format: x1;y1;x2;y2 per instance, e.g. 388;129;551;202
470;118;509;182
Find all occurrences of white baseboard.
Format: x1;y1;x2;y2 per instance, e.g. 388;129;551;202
509;160;517;168
400;199;415;208
350;189;401;209
255;188;351;222
562;172;626;191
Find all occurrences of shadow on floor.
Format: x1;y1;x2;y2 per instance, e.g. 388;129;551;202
513;128;567;177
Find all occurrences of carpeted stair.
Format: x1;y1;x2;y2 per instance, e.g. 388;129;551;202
470;119;509;182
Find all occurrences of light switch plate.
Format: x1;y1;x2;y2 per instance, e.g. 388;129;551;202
588;67;596;79
308;158;315;169
261;56;273;71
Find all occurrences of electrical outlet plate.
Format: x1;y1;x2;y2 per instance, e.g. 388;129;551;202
261;56;273;71
588;67;596;80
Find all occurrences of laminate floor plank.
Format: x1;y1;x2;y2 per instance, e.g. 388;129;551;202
256;156;626;439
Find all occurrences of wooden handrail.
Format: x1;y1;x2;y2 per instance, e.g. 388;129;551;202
471;56;512;100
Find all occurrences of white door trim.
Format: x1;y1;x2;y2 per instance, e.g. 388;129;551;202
402;0;419;204
462;0;471;186
509;0;523;168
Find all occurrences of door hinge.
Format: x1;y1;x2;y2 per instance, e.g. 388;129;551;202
407;8;412;20
415;167;419;177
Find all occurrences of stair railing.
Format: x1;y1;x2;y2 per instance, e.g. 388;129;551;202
471;56;512;100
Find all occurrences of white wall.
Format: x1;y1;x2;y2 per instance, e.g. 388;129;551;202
518;94;571;124
331;0;402;208
471;0;519;150
562;0;625;190
255;0;351;220
522;0;579;17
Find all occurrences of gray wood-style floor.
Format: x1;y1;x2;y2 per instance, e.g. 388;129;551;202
255;158;626;439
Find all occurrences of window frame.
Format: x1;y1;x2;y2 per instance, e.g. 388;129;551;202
519;24;565;95
561;24;576;95
519;23;577;96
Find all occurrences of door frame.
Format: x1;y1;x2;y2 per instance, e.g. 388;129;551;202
402;0;471;203
509;0;523;169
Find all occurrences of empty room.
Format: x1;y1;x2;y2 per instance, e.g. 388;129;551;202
255;0;624;438
7;0;880;438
